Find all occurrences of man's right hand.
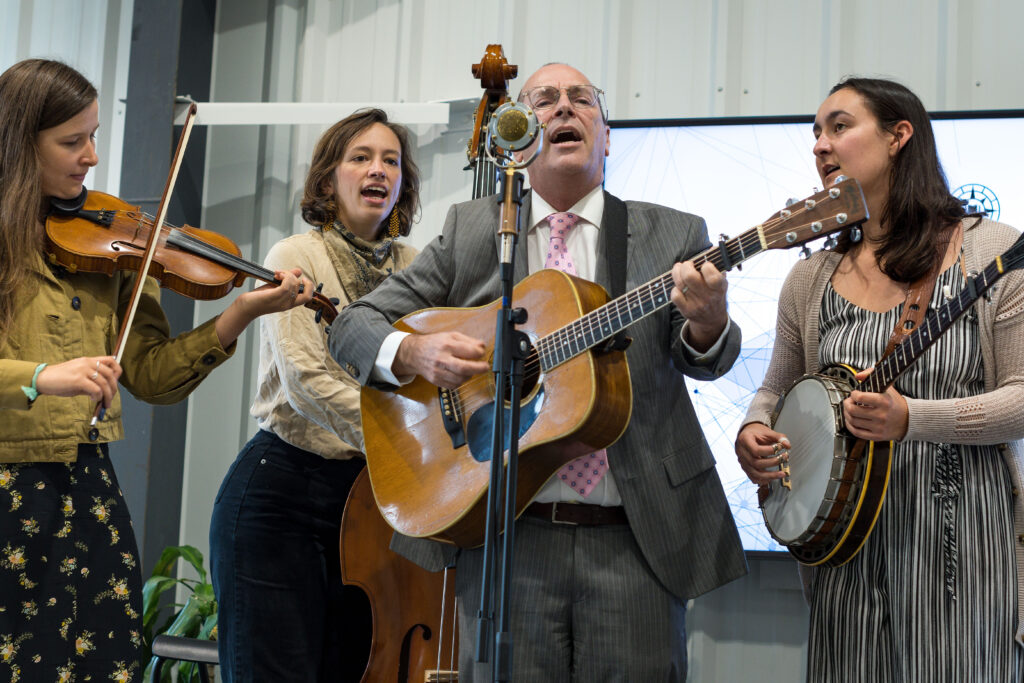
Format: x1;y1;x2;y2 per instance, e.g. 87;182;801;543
394;332;489;389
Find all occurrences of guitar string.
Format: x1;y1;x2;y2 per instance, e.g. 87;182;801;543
447;199;854;419
448;206;853;418
448;231;762;418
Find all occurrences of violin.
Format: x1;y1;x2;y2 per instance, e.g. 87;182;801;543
45;188;338;324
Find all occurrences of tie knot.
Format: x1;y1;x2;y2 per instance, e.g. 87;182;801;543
546;212;579;239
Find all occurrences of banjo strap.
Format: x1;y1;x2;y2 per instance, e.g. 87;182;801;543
879;225;957;360
881;265;940;359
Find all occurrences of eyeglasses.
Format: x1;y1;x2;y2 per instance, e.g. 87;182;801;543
519;85;606;116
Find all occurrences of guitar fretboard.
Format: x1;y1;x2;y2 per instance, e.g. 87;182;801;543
862;258;1003;393
534;228;767;370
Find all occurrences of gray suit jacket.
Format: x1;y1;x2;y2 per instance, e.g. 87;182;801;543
328;190;747;600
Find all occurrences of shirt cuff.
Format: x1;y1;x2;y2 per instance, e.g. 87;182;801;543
680;319;731;366
372;330;415;386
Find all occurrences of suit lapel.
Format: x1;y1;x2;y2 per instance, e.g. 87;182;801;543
597;191;629;296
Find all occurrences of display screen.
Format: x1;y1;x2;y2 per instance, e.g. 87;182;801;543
605;112;1024;552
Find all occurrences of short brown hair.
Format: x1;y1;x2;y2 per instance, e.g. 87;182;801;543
300;108;420;237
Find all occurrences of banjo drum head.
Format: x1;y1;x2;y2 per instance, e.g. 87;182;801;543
764;376;842;545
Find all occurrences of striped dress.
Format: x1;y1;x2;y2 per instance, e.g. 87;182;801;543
807;261;1023;682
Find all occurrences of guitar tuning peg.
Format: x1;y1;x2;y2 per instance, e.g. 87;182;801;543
785;197;800;207
831;174;847;185
823;235;838;250
799;245;811;260
849;226;862;243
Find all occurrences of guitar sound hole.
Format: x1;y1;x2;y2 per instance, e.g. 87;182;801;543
502;347;541;404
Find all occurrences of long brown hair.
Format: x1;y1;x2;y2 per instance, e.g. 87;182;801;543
829;77;966;282
0;59;97;340
300;108;420;236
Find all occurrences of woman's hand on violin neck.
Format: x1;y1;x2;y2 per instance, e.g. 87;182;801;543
214;268;315;348
36;356;121;408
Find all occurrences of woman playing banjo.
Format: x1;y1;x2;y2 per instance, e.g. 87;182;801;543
736;77;1024;681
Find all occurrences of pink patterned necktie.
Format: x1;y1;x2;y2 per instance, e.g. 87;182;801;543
544;212;609;498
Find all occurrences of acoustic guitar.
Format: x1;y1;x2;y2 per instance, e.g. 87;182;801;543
362;178;868;547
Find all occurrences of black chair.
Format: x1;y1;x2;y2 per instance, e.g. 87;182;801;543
150;634;219;683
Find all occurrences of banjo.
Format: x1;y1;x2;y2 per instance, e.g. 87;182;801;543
762;228;1024;567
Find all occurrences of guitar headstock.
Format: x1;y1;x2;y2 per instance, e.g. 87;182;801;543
760;177;868;251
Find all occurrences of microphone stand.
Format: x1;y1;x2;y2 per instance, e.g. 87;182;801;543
474;121;542;683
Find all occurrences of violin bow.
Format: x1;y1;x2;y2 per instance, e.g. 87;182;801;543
92;103;198;425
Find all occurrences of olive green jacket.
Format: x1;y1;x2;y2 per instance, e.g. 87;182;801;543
0;252;234;462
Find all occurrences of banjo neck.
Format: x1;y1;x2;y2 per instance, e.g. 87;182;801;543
860;254;1008;395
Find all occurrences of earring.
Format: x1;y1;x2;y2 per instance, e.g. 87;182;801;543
388;208;401;238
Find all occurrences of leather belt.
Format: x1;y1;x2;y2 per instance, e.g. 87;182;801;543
524;502;628;526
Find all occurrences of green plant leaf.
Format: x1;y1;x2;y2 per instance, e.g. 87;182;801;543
142;543;217;682
149;544;206;583
176;545;207;583
197;612;218;641
150;545;185;578
142;576;181;629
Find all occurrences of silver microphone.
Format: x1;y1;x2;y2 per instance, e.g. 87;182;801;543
488;101;540;152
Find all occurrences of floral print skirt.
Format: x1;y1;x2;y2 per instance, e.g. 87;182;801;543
0;444;142;682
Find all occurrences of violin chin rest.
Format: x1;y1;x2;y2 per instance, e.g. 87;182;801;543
49;186;89;215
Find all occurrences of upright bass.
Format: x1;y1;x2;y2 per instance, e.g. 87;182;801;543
339;45;518;683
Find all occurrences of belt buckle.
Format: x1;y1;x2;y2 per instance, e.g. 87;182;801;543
550;502;578;526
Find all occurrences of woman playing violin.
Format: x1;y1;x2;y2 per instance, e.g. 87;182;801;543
736;77;1024;681
209;108;421;682
0;58;313;681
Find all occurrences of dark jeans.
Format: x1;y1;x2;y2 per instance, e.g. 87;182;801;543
209;430;371;682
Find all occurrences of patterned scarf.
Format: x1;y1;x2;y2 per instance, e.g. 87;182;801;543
320;219;398;301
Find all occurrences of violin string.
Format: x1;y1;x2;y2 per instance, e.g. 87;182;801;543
126;209;277;281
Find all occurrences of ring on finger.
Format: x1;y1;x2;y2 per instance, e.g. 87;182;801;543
90;371;98;380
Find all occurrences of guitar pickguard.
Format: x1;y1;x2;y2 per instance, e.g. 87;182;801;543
465;387;545;462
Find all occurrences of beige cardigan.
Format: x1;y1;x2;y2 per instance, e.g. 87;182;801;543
250;228;418;458
743;217;1024;646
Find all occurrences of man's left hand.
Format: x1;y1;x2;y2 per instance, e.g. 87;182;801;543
670;261;728;352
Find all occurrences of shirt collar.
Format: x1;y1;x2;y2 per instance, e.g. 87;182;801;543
528;185;605;233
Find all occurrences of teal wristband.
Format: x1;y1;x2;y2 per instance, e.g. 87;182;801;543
21;363;47;403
